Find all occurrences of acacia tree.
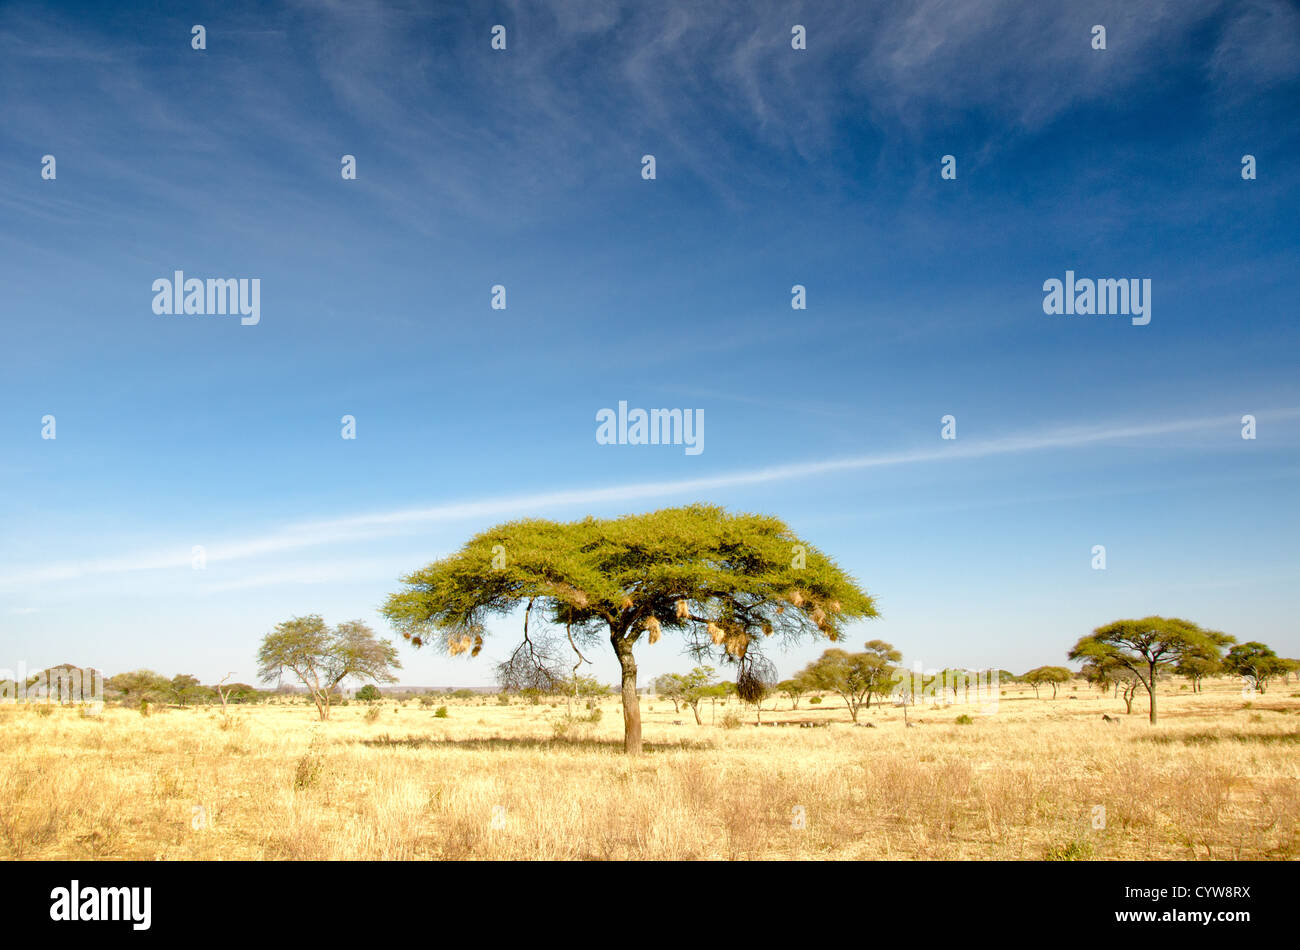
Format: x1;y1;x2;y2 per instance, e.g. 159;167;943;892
800;640;901;723
1223;641;1286;695
1080;655;1141;713
1023;666;1071;699
1172;630;1233;693
381;504;878;754
106;669;170;708
652;673;686;714
1068;617;1222;724
678;666;718;725
778;676;808;710
256;615;401;721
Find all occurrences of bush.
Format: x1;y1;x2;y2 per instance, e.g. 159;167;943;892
721;711;742;729
808;696;822;705
364;706;381;724
586;707;603;724
954;714;974;725
35;704;54;718
434;706;448;718
451;689;475;700
1044;839;1094;861
294;737;325;791
418;695;436;708
496;694;511;706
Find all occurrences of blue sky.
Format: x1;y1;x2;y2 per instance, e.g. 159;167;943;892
2;0;1298;688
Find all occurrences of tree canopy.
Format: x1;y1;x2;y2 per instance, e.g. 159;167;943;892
257;615;401;720
1068;617;1225;724
1023;665;1071;699
382;504;877;753
799;640;901;722
1223;641;1286;695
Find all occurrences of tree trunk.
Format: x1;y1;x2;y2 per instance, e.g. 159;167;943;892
1147;661;1157;724
691;703;702;726
612;634;642;755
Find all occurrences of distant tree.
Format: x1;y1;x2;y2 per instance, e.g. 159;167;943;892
1223;642;1286;696
800;640;902;723
777;677;807;710
1172;630;1233;693
256;615;401;721
1175;654;1221;693
355;684;382;703
1069;617;1222;724
1281;658;1300;685
166;674;205;706
1023;666;1071;699
107;670;171;708
678;666;718;726
652;673;686;713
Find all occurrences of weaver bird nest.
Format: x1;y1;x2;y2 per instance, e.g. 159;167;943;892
735;654;778;704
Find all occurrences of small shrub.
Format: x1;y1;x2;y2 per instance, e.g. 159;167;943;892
808;696;822;705
1044;839;1094;861
954;714;974;725
139;700;151;717
434;706;448;718
721;711;742;729
497;694;511;706
35;704;54;718
364;707;381;724
586;707;603;724
294;735;325;791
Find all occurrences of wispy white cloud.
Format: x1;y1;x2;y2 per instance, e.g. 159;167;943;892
3;407;1294;592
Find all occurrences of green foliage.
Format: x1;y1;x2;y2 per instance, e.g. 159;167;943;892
355;684;382;702
381;504;878;752
450;689;476;699
954;714;974;725
777;678;806;708
1224;642;1286;695
1022;666;1072;698
257;615;401;720
434;706;449;718
1044;839;1094;861
799;640;901;722
808;695;822;704
560;674;611;698
1069;617;1228;724
107;669;171;708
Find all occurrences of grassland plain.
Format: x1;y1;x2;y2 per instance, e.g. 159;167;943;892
2;679;1296;861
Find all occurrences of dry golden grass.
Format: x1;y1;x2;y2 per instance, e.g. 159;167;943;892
2;679;1297;860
